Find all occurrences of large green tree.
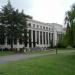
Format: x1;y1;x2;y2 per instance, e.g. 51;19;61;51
65;3;75;47
0;0;31;50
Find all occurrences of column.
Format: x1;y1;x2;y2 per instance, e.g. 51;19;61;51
35;31;37;46
45;32;47;45
42;31;44;45
17;39;20;51
27;29;29;48
39;31;40;45
48;32;49;45
31;30;33;47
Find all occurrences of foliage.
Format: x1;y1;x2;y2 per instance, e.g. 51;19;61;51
0;51;15;56
57;34;68;48
0;1;31;50
65;3;75;48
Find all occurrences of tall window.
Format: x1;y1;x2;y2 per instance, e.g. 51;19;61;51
43;26;45;29
49;28;50;31
46;27;48;30
46;32;48;44
43;32;45;44
29;30;31;47
49;33;50;44
33;30;35;47
37;25;39;28
50;33;53;47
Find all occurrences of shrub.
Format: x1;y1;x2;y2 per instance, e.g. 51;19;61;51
57;34;68;48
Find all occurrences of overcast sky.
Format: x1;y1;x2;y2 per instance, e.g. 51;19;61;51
0;0;75;25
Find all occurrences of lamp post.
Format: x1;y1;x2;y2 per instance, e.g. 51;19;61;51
55;40;57;54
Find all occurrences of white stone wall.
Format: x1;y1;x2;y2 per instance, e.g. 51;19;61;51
50;23;63;46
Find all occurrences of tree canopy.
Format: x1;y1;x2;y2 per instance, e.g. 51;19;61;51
0;0;31;50
65;3;75;47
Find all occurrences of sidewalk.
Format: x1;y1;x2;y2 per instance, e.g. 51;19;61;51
0;50;75;64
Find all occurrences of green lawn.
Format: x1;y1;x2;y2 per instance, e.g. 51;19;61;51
0;52;75;75
0;51;15;56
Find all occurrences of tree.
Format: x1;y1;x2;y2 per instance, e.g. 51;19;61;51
65;3;75;47
0;0;31;50
0;25;5;45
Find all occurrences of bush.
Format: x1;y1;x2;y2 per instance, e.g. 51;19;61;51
72;44;75;48
57;34;68;48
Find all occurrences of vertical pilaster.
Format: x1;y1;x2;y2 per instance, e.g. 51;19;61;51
45;32;47;45
27;29;29;48
31;30;33;47
39;31;40;45
17;39;20;51
35;31;37;46
48;32;49;45
42;31;44;45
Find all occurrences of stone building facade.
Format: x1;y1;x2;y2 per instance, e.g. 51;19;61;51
0;19;63;49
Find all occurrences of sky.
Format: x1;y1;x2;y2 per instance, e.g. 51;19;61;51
0;0;75;26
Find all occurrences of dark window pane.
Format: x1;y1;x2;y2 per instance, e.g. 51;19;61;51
29;30;31;47
43;32;45;44
33;30;35;47
40;31;42;44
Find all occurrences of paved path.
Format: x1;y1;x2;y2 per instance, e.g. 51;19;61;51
0;50;75;64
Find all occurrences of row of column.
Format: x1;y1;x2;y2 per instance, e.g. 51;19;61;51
29;30;53;48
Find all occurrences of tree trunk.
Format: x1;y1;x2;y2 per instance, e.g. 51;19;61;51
10;33;14;51
11;40;13;51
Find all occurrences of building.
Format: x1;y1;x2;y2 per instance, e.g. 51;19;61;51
0;19;63;50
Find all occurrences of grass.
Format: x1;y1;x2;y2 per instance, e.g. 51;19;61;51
0;48;74;56
0;51;75;75
0;51;15;56
27;50;55;54
57;48;75;50
0;50;54;56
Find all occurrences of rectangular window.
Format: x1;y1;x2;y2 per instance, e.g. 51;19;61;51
40;26;42;29
46;32;48;44
33;30;35;47
29;30;31;47
33;24;35;27
37;25;39;28
40;31;42;44
49;28;50;30
28;23;31;27
46;27;48;30
43;32;45;44
43;26;45;29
